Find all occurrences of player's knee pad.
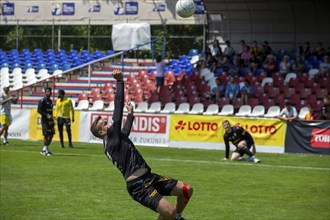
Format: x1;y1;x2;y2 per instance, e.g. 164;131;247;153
182;183;192;203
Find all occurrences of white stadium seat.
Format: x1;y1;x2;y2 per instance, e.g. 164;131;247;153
160;102;176;114
249;105;265;117
146;102;161;113
264;106;281;118
188;103;204;115
203;104;219;115
218;104;234;116
174;103;190;114
235;105;252;117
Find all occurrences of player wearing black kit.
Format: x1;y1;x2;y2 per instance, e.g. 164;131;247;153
222;120;260;163
38;87;55;156
90;70;193;220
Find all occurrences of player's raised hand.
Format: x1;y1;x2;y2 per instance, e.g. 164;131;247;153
126;101;134;114
112;69;123;81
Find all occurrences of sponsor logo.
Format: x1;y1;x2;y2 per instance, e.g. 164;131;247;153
153;4;166;12
114;1;138;15
311;128;330;148
149;189;157;197
27;6;39;13
235;123;277;134
88;4;101;13
2;3;14;16
52;3;75;16
175;120;218;131
91;114;167;134
8;132;22;138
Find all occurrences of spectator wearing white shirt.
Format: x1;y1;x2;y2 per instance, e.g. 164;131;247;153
277;100;298;122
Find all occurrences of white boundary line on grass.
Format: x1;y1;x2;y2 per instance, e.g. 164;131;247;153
1;149;329;171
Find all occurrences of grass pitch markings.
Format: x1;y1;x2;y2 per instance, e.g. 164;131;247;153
1;149;329;171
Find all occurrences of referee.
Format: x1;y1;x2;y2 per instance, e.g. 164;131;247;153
54;89;75;148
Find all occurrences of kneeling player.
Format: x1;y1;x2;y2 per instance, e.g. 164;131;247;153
222;120;260;163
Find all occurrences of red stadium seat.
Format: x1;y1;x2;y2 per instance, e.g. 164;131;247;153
267;87;280;98
232;98;244;111
218;97;230;107
78;93;89;102
300;88;312;99
247;98;259;108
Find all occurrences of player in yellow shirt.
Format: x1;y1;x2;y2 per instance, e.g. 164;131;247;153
54;90;75;148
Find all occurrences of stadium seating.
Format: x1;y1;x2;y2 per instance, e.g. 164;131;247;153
89;100;104;111
145;102;161;113
203;104;219;115
188;103;204;115
75;100;89;110
174;103;190;114
235;105;252;117
298;107;308;119
218;104;234;116
160;102;176;114
104;101;115;112
134;102;148;113
249;105;265;117
264;106;280;118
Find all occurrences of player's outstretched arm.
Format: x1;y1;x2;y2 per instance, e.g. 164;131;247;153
122;101;134;137
112;69;124;135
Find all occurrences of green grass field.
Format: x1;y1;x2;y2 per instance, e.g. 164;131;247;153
1;140;329;220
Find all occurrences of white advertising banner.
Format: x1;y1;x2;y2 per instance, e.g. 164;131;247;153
87;112;170;146
7;108;30;140
0;0;206;25
112;23;151;51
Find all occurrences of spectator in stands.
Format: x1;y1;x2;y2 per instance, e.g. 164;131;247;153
0;86;17;145
208;78;226;101
258;41;272;63
304;41;313;58
277;100;298;122
210;54;228;72
223;40;235;58
241;45;251;66
240;79;254;105
90;70;193;220
221;120;260;163
279;55;291;78
319;55;330;77
263;54;277;77
237;40;246;55
209;39;222;57
304;104;318;120
248;53;261;72
314;42;325;59
155;55;165;93
320;95;330;120
225;76;240;103
54;89;75;148
251;40;259;56
38;87;55;156
292;55;305;75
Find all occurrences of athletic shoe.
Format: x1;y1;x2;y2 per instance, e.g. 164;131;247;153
253;157;261;163
40;150;53;156
69;143;74;148
3;141;9;145
175;218;185;220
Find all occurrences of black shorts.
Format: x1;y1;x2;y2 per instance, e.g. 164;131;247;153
126;172;178;212
234;139;252;156
57;117;71;128
42;120;55;136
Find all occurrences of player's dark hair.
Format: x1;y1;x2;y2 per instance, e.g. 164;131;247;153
156;55;162;63
90;116;102;138
58;89;65;95
45;87;52;93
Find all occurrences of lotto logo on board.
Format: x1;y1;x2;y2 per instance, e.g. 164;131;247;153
311;128;330;149
175;120;218;132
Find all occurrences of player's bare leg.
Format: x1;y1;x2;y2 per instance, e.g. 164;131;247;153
156;198;177;220
157;181;193;220
230;152;242;161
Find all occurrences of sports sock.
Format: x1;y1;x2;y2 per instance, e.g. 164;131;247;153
176;213;182;219
3;137;7;142
241;146;253;157
43;146;48;152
